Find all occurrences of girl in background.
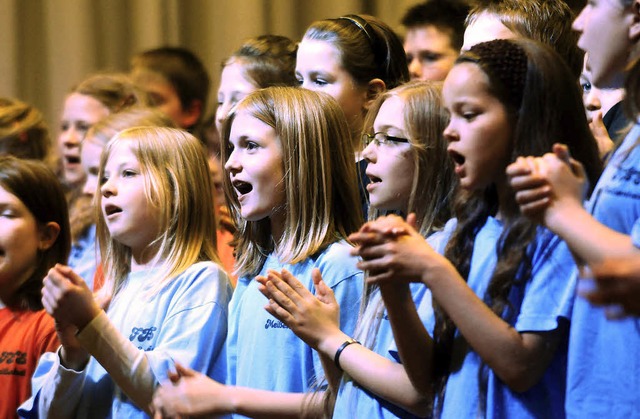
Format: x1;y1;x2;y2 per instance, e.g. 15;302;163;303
59;73;146;288
350;39;601;418
0;98;56;169
21;127;231;418
0;156;70;418
151;86;363;418
260;81;456;418
295;14;409;216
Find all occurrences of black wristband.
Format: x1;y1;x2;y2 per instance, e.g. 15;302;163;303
334;337;360;371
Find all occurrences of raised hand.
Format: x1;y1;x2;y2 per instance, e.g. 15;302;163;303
257;268;340;349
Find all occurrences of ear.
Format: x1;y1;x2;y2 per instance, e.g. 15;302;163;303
364;78;387;110
179;99;203;129
38;222;60;251
630;0;640;42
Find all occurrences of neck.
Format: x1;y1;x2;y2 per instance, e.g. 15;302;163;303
131;243;161;272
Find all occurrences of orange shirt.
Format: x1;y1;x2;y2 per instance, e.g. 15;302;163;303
217;228;237;286
0;308;59;418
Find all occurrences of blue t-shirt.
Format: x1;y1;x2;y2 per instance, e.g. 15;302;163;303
68;224;97;290
20;261;232;418
332;283;430;419
420;217;575;418
227;240;363;417
566;125;640;418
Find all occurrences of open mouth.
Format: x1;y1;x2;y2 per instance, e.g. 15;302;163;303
233;180;253;196
65;155;81;165
448;149;465;166
104;204;122;217
366;173;381;184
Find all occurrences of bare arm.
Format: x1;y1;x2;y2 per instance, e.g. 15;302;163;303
259;269;431;416
355;216;565;393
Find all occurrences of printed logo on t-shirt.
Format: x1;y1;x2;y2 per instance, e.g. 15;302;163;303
264;319;289;330
0;351;27;376
129;326;157;350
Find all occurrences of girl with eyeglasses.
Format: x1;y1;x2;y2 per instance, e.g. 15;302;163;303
260;81;456;418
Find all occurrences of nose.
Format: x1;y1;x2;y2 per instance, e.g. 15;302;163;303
584;88;602;113
82;175;97;197
408;58;422;80
101;176;115;198
362;140;376;163
224;148;241;173
443;121;457;142
572;6;586;32
216;102;231;131
60;127;81;148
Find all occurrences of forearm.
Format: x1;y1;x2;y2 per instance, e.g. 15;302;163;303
380;283;434;397
317;332;430;416
228;387;306;418
318;351;342;394
546;203;638;264
77;311;156;414
425;264;556;392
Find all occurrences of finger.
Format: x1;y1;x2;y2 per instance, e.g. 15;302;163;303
263;279;297;312
365;269;395;284
552;143;571;164
280;269;313;300
264;298;295;325
175;362;195;377
506;157;532;177
406;213;418;230
514;186;552;206
312;269;336;303
349;231;388;247
356;243;392;261
508;173;548;191
518;199;551;217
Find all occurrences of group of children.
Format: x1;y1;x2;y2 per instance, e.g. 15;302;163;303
0;0;638;418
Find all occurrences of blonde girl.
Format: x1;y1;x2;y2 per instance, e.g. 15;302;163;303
0;156;70;418
151;86;363;418
260;81;456;418
21;127;232;418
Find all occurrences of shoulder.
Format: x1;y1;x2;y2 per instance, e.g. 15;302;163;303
312;240;362;288
168;261;233;299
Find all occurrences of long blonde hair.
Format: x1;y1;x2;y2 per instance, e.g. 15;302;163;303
96;127;220;300
221;87;362;277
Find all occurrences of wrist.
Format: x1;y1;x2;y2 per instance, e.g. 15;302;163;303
60;346;89;371
317;332;350;359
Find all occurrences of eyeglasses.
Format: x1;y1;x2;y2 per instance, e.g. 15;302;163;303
362;132;410;147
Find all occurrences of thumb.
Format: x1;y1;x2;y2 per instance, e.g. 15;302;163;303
406;213;418;229
175;362;196;378
552;143;571;164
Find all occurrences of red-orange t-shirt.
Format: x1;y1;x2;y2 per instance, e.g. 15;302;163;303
0;308;59;418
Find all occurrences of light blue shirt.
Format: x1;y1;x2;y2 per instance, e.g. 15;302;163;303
566;125;640;419
20;261;232;418
227;240;363;418
332;284;430;419
421;218;575;418
68;224;97;290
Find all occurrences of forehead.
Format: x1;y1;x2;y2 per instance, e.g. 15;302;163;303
443;63;492;101
296;39;343;71
229;110;276;138
462;12;518;51
375;96;406;125
105;140;137;166
404;25;456;51
63;93;110;119
219;61;259;91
